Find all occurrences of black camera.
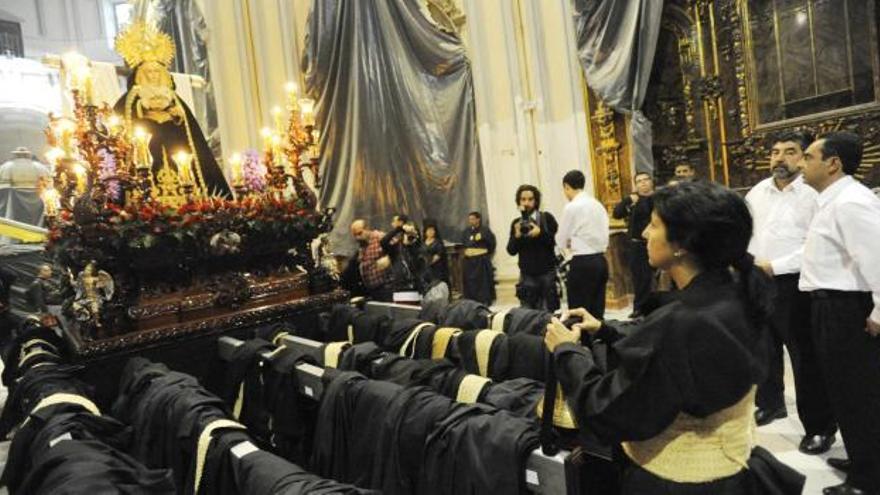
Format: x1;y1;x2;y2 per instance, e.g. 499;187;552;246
519;211;533;235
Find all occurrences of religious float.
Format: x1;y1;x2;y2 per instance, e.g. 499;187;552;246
38;21;344;371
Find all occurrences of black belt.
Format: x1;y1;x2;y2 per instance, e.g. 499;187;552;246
810;289;871;300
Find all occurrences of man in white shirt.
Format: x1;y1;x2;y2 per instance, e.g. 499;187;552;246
556;170;609;318
746;132;837;454
799;132;880;495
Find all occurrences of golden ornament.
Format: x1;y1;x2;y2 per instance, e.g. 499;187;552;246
115;21;175;68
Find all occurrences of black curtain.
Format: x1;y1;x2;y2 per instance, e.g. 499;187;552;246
303;0;488;254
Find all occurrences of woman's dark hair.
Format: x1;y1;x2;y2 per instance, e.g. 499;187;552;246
652;180;774;324
422;218;443;242
514;184;542;209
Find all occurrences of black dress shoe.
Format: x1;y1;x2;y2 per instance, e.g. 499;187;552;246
827;457;851;472
754;406;787;426
822;482;868;495
798;434;836;454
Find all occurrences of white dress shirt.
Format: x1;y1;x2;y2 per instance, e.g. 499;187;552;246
799;175;880;323
745;175;817;275
555;191;609;256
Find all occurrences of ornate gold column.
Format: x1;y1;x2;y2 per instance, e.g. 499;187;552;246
583;84;633;310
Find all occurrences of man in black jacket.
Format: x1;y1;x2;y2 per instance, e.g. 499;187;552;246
507;185;559;311
613;172;655;317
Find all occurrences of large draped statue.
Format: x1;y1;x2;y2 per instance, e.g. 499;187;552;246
113;22;230;199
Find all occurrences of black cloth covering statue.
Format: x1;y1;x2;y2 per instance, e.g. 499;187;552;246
114;61;231;199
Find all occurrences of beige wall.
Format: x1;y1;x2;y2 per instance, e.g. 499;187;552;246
202;0;593;279
0;0;122;63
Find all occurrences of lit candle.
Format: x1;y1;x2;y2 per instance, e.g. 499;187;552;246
106;114;122;135
173;151;194;185
41;184;60;217
53;119;76;155
72;162;87;194
229;153;243;186
272;106;284;136
298;98;316;126
133;127;152;169
45;147;64;168
285;81;299;104
260;127;273;153
270;134;283;163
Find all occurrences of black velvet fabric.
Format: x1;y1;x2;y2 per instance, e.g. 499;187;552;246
326;304;361;342
439;299;491;330
453;330;510;381
479;377;543;419
111;358;230;492
417;402;540;495
311;371;400;489
507;333;548;382
199;429;377;495
382;318;429;353
0;365;91;439
3;403;174;494
505;307;553;336
350;312;392;345
259;347;322;465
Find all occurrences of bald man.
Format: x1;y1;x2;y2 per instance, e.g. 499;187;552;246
351;219;393;301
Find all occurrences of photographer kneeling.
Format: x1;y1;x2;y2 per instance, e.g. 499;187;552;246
507;184;559;311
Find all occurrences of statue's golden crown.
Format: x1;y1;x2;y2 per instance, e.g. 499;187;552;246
114;21;175;68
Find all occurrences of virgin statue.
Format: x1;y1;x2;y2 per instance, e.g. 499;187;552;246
113;22;231;200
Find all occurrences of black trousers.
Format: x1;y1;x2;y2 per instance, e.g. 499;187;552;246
756;275;837;436
626;240;653;313
566;254;608;319
517;271;559;311
812;290;880;492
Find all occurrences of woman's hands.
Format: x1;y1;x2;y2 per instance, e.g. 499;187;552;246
544;308;602;352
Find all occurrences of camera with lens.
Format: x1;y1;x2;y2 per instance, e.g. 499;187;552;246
519;211;533;235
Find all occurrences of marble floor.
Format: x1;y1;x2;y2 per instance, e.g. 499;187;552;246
0;300;846;494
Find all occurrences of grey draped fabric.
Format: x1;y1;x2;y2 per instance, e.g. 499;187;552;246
0;189;44;227
572;0;663;173
303;0;488;255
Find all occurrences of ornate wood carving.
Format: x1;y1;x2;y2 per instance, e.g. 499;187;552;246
65;288;350;359
646;0;880;190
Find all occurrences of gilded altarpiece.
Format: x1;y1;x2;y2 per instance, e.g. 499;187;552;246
641;0;880;190
586;0;880;306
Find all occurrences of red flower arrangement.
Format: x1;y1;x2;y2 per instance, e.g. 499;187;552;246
47;195;325;279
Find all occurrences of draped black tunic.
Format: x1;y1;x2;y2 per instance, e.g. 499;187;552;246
554;270;803;493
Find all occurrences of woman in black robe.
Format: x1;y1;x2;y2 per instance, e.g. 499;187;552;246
114;61;231;199
421;219;449;285
461;211;496;305
545;181;804;494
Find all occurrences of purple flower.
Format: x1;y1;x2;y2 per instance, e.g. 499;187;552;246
242;150;267;193
98;149;121;200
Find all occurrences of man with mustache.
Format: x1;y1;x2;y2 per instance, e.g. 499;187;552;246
745;131;837;454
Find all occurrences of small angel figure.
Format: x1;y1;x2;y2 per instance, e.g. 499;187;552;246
70;261;115;330
209;230;242;256
317;234;340;281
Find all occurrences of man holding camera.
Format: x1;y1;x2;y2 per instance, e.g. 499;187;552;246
381;213;423;293
506;185;559;311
